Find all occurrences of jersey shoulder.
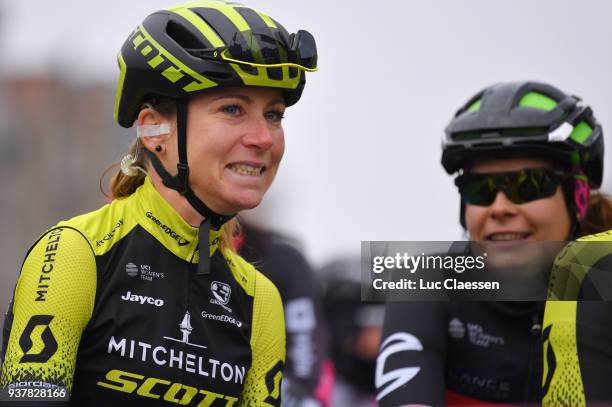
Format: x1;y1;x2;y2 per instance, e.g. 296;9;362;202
549;231;612;300
578;229;612;242
56;196;138;256
223;249;284;340
223;249;282;304
554;229;612;269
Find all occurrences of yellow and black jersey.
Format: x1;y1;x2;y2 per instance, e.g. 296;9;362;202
542;231;612;406
0;177;285;406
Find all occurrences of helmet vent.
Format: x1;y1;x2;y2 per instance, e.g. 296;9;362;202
518;91;558;111
204;71;234;81
166;20;208;49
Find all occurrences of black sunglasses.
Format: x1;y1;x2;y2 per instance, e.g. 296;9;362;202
455;168;573;206
187;28;317;71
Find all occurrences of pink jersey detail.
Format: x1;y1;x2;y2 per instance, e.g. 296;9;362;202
315;360;336;407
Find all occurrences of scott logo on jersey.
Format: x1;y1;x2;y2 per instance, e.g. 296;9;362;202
19;315;58;363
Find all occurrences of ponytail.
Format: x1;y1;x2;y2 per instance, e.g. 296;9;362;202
109;140;148;199
579;192;612;236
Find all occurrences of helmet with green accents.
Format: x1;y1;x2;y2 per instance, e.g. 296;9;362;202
115;0;317;127
441;81;603;188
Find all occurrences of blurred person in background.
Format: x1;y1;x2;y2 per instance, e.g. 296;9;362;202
234;219;328;406
376;81;612;406
0;1;317;405
321;258;383;407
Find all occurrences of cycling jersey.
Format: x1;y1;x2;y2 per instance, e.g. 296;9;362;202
542;230;612;406
0;177;285;406
377;301;543;406
238;224;326;407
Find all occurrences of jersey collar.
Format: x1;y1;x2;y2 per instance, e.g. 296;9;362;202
135;177;221;263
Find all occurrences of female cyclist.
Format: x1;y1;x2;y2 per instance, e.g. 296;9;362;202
376;81;611;406
0;1;317;405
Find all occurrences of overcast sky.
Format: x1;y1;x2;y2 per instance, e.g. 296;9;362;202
1;0;611;265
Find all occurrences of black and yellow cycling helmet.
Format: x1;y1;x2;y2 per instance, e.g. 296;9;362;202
115;0;317;127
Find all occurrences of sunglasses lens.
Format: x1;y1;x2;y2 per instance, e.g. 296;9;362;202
222;29;317;71
457;176;497;206
457;169;563;206
295;30;317;69
233;30;284;65
516;169;559;202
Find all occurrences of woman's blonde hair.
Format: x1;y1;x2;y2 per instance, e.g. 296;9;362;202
107;98;239;252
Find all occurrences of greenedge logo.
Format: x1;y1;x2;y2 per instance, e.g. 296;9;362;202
145;212;190;246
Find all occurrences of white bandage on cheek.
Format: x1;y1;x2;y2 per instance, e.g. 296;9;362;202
137;123;171;138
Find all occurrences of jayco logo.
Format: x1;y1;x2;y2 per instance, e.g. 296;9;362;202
145;211;190;246
121;291;164;307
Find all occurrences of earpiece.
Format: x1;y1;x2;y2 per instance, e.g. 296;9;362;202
120;154;139;176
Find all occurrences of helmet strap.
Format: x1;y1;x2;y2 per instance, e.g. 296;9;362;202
145;99;235;275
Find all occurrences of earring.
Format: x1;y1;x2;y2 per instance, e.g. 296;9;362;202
155;145;163;153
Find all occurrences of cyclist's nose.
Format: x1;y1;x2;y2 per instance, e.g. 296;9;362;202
242;117;275;150
489;190;519;220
